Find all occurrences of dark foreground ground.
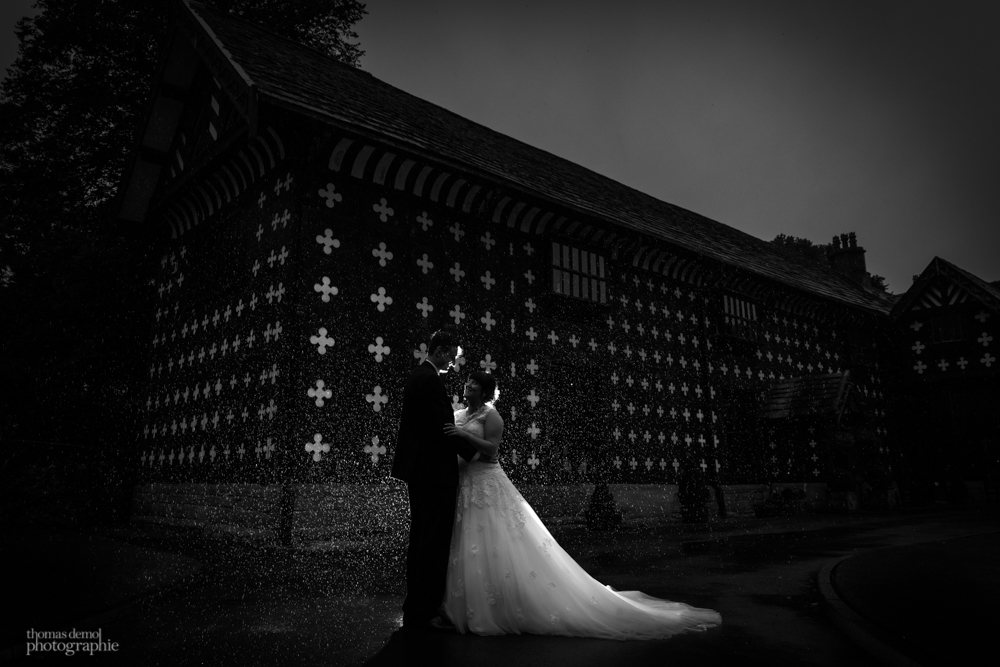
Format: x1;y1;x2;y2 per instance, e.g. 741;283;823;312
4;504;998;666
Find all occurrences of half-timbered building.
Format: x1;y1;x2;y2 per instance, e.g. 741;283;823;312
890;257;1000;496
118;2;904;540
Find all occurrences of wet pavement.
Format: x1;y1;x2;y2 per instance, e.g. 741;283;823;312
830;530;1000;665
4;504;998;666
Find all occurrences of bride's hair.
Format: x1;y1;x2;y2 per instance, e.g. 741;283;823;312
468;370;500;405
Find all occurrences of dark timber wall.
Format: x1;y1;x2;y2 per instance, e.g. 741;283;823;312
132;109;900;537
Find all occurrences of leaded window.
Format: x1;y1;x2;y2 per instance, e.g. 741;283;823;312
722;294;758;340
928;313;967;343
552;243;606;303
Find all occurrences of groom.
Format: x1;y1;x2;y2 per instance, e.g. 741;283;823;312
391;329;478;631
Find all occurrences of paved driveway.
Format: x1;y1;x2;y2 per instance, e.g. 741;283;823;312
80;507;997;666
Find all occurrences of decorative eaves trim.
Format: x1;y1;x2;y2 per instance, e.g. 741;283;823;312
181;0;258;136
890;256;1000;321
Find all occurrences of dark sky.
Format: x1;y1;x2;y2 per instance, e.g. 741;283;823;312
4;0;998;293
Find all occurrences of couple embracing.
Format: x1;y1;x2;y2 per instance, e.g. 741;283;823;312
390;329;721;639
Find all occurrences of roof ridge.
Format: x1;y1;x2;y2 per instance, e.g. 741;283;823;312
186;2;821;253
187;0;369;76
190;3;713;225
891;255;1000;319
933;256;1000;303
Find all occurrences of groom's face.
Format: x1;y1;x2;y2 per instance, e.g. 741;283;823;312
434;345;460;372
444;345;459;370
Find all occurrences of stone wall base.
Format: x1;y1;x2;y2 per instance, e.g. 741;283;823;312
131;481;857;542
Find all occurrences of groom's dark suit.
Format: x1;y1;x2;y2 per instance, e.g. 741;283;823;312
391;360;478;627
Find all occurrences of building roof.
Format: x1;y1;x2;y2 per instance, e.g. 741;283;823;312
890;256;1000;321
128;1;895;315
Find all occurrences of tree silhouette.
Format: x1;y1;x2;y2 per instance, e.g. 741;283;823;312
0;0;366;520
770;233;889;292
770;233;833;266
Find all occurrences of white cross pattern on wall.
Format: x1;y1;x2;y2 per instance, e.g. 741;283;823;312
275;172;293;195
416;211;433;231
314;277;338;302
318;183;342;208
373;198;394;222
365;436;386;464
308;379;332;407
366;385;388;412
368;337;391;362
372;242;393;267
265;283;285;304
526;389;540;408
310;328;334;354
316;229;340;254
370;287;393;311
305;434;330;462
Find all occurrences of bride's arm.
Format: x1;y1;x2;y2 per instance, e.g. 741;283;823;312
445;412;503;460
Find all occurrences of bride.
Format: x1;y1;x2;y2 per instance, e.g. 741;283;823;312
441;370;721;639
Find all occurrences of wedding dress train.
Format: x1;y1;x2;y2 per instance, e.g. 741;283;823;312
443;405;721;639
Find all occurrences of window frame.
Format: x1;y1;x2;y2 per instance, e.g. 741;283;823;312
927;313;967;344
721;293;759;341
551;242;607;304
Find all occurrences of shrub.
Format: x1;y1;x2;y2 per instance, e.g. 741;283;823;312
826;468;856;492
863;467;893;491
677;469;709;504
585;482;622;532
780;486;806;501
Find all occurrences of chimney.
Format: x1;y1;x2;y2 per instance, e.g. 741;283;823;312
828;232;870;289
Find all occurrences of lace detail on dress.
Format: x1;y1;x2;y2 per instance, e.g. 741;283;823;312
456;463;528;537
454;405;527;531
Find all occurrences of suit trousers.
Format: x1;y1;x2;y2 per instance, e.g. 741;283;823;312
401;479;457;625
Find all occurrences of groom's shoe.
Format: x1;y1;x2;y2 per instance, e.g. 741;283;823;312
401;614;455;633
426;615;456;632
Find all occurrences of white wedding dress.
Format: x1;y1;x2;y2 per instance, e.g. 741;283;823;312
443;405;722;639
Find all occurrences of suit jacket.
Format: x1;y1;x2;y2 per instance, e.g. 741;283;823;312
391;360;478;485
